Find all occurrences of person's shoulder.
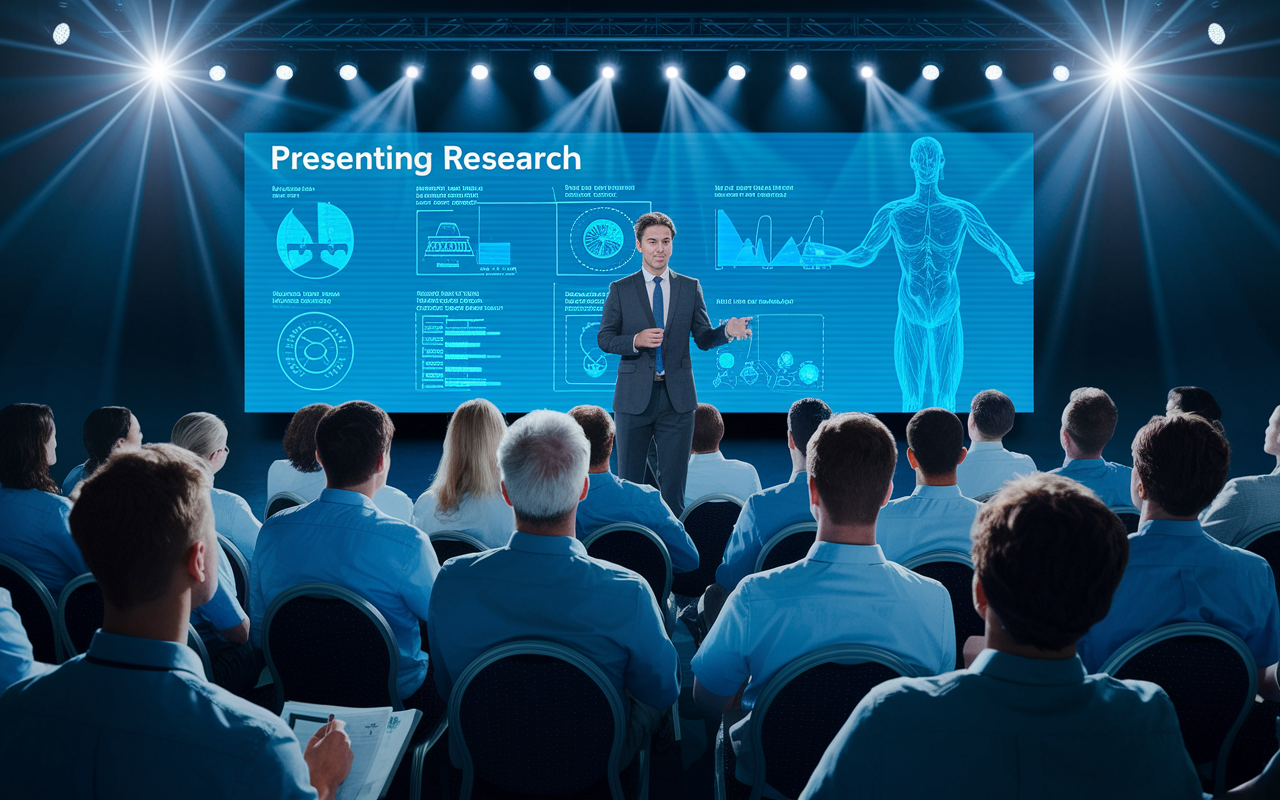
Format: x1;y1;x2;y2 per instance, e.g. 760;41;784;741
1082;673;1184;727
211;486;254;511
0;486;71;512
883;560;950;596
618;477;665;504
608;271;643;290
852;670;969;723
1104;460;1133;474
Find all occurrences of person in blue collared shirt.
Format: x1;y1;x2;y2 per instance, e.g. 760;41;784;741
694;413;955;799
0;443;355;800
1078;413;1280;701
60;405;144;497
252;401;441;712
878;408;982;565
569;405;698;573
1201;403;1280;547
0;403;87;596
171;412;263;564
1047;387;1134;508
715;398;832;591
955;390;1036;498
800;473;1206;800
685;403;762;506
427;410;678;770
0;588;55;692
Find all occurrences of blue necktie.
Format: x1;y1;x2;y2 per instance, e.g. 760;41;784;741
652;276;665;375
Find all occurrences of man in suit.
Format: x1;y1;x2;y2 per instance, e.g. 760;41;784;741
598;211;752;515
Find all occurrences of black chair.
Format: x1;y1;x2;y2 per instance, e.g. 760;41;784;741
718;644;915;800
265;491;307;520
0;554;61;663
429;531;488;565
674;494;743;599
56;573;103;657
217;534;251;615
972;490;999;503
1109;505;1141;534
1239;523;1280;604
584;523;673;608
903;549;981;670
449;639;648;800
1100;622;1256;795
754;523;818;573
186;624;213;680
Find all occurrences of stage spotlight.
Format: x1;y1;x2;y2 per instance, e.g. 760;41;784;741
1208;22;1226;45
405;64;420;79
147;60;170;82
402;49;425;80
982;46;1005;80
854;46;877;80
335;48;358;81
788;45;810;80
470;46;491;80
599;46;619;80
274;48;296;81
52;21;70;46
1106;60;1130;82
1052;63;1070;82
662;46;683;80
921;50;944;81
534;64;551;81
921;64;939;81
728;63;746;81
531;47;552;81
727;46;749;81
209;63;226;81
207;51;228;82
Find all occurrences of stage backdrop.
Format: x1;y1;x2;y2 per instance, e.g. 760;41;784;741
244;132;1033;413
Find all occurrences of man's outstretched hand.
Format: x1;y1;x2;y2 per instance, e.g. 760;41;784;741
726;317;753;340
305;715;354;800
1012;271;1035;285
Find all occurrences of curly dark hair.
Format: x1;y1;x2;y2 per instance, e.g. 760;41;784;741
0;404;59;494
283;403;333;473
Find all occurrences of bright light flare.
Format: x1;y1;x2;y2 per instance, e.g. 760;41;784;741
665;65;680;80
276;64;294;81
984;63;1004;81
789;64;808;80
146;61;172;82
1208;23;1226;46
922;64;940;81
405;65;421;80
338;63;357;81
728;64;746;81
1106;61;1130;82
859;64;875;80
1053;64;1070;82
601;65;616;80
533;64;551;81
471;63;489;80
52;22;70;46
209;64;226;82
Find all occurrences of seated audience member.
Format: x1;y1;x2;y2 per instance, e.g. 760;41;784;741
0;588;54;692
252;401;442;712
685;403;762;506
267;403;415;523
799;474;1207;800
1200;403;1280;546
715;398;832;591
955;390;1036;497
693;414;955;796
1167;385;1224;430
1048;387;1134;508
171;412;261;564
878;408;982;565
0;444;353;800
412;399;514;549
60;405;143;495
569;405;698;574
426;410;678;768
1078;413;1280;698
0;403;87;595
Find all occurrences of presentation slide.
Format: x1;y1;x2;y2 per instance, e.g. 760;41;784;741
244;132;1033;413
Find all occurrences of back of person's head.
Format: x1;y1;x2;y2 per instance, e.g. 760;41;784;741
969;390;1016;440
429;398;507;513
283;403;333;473
170;412;228;460
906;408;965;476
1131;412;1231;517
973;473;1129;651
0;403;58;493
568;405;614;469
69;443;213;609
498;410;590;526
82;406;134;477
315;401;394;489
692;403;725;454
1061;387;1118;455
788;398;833;457
1166;386;1223;427
807;413;897;526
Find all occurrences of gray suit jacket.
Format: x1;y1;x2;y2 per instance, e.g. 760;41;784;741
598;270;728;415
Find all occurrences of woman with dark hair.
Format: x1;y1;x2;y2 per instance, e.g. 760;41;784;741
60;406;142;495
0;404;88;595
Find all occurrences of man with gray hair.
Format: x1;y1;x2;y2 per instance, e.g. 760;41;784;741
426;409;679;766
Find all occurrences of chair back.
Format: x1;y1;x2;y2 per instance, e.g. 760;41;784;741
56;574;104;656
262;582;402;713
186;624;213;680
1109;505;1141;534
584;523;673;607
449;639;628;800
903;550;980;670
1099;622;1256;795
428;531;487;564
265;491;308;520
674;494;743;598
217;534;250;615
0;554;61;663
754;522;818;573
971;490;998;504
1239;523;1280;604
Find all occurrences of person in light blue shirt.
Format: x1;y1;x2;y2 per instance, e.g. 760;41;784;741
955;390;1036;497
427;410;678;770
171;412;263;563
800;473;1206;800
1047;387;1134;508
570;405;698;573
0;443;355;800
251;401;441;709
0;588;55;692
0;403;87;596
1078;413;1280;700
878;408;981;565
715;398;831;590
685;403;762;506
694;414;955;798
1201;404;1280;546
61;405;143;497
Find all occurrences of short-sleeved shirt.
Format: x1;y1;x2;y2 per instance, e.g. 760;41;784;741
211;487;262;567
60;462;87;497
0;588;54;692
265;459;415;523
251;488;441;699
412;489;515;550
426;532;679;711
876;485;981;565
799;649;1205;800
0;631;316;799
1048;458;1134;509
575;471;699;574
955;441;1037;498
0;486;87;596
716;471;814;591
1078;519;1280;673
1200;466;1280;547
685;451;763;507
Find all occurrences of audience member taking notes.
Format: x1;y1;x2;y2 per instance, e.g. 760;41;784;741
685;402;762;506
955;390;1036;497
1201;403;1280;547
171;412;262;566
60;405;143;496
1048;387;1134;508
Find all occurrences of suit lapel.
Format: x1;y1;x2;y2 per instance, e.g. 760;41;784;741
632;271;657;328
666;272;684;326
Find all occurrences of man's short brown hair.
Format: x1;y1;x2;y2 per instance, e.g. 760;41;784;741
69;443;213;609
315;401;395;488
1131;413;1231;517
634;211;676;241
973;474;1129;651
692;403;724;454
807;413;897;526
283;403;333;473
568;405;615;468
970;390;1016;440
1062;387;1119;455
906;408;965;475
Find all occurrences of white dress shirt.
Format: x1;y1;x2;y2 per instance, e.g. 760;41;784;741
685;451;763;506
412;489;515;550
266;459;415;523
955;441;1038;498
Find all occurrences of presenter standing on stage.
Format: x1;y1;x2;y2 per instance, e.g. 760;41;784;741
598;212;752;515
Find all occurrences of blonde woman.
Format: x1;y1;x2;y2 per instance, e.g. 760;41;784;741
170;412;262;565
412;399;514;548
